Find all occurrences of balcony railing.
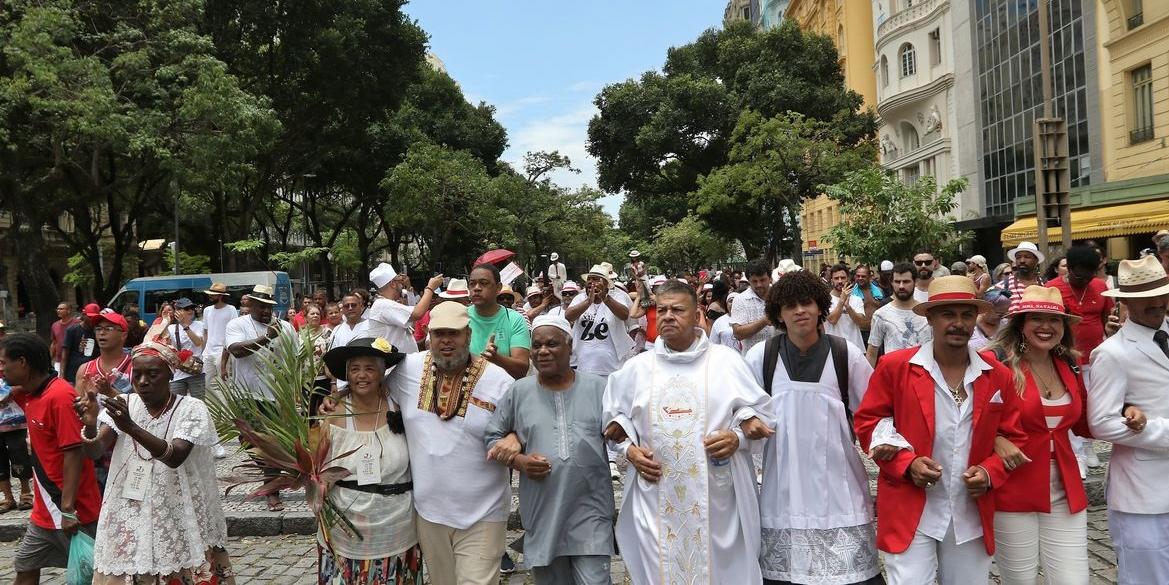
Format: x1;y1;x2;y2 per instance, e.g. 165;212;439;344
1127;12;1144;30
1130;126;1154;144
877;0;943;41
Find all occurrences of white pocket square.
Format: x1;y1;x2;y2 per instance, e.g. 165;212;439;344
989;389;1004;404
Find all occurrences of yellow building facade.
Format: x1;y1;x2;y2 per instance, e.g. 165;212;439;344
783;0;877;264
1007;1;1169;261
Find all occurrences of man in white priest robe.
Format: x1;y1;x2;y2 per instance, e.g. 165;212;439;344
602;279;775;585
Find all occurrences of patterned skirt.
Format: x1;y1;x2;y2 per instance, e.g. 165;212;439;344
318;544;423;585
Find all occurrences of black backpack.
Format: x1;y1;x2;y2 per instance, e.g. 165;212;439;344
761;333;854;438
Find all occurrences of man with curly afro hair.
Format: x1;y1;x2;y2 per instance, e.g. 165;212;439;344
746;270;883;584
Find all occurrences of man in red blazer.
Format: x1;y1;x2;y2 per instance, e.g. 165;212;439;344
854;276;1026;584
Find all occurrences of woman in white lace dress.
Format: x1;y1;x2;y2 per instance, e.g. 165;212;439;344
75;333;232;585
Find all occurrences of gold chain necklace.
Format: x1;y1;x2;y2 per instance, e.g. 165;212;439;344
947;381;966;406
1030;363;1062;399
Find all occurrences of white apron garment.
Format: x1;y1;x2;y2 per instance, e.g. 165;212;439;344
607;332;766;585
759;355;880;584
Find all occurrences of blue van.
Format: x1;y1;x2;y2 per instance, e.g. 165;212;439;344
108;271;293;323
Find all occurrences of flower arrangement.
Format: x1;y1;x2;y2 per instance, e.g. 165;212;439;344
206;329;362;548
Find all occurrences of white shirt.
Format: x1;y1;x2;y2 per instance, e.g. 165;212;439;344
868;303;932;353
200;304;239;360
168;322;205;381
569;288;633;376
710;314;741;351
909;343;992;545
329;319;370;350
913;287;931;303
824;293;865;350
388;352;513;529
729;286;774;353
367;297;419;353
224;315;298;400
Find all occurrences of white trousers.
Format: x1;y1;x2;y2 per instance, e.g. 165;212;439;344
884;524;991;585
1109;509;1169;585
993;508;1087;584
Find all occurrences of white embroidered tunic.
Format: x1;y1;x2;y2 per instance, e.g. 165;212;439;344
93;395;226;577
603;330;772;585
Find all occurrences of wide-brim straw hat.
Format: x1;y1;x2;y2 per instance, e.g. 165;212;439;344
246;284;276;305
498;285;522;305
323;337;405;380
1102;256;1169;298
1008;285;1081;324
581;264;613;287
913;275;993;316
439;279;470;299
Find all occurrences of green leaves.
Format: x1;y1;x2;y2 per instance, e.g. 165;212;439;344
823;166;971;264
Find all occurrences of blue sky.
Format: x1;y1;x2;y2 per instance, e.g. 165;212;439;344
402;1;724;217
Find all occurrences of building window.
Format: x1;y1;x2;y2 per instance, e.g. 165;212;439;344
1131;64;1154;144
1126;0;1144;29
929;29;941;66
880;56;889;88
901;122;920;152
899;43;916;77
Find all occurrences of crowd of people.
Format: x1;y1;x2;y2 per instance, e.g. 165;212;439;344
1;234;1168;584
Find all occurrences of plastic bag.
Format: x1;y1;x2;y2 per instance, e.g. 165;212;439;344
66;531;94;585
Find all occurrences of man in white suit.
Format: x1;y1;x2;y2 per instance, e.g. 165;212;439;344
1088;255;1169;584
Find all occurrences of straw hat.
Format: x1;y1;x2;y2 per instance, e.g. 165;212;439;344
913;276;993;316
498;285;522;305
202;282;229;296
1102;256;1169;298
1008;285;1081;324
246;285;276;305
439;279;470;299
550;252;560;261
581;264;613;287
1007;241;1046;264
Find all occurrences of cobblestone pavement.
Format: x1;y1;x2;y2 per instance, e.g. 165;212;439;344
0;442;1121;583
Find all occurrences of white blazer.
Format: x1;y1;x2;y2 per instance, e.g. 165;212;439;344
1087;317;1169;514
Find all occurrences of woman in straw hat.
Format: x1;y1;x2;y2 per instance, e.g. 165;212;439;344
985;286;1145;584
74;327;233;584
317;337;420;585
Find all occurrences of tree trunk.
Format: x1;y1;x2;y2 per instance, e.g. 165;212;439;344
10;218;61;341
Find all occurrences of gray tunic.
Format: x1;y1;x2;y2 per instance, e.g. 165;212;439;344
485;373;615;567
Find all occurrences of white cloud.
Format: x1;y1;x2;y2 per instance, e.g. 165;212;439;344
493;94;552;119
504;102;619;214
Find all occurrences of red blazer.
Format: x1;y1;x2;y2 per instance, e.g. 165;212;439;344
854;347;1027;555
994;358;1091;513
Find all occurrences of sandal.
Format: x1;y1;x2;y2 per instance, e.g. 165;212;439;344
266;495;285;512
18;494;32;511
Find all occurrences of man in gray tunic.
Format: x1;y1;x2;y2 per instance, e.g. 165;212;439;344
486;315;615;584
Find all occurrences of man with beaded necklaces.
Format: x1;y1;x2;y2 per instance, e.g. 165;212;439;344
383;301;514;585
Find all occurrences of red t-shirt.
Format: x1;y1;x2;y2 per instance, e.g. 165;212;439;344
291;311;307;331
1046;276;1114;363
50;318;77;361
14;377;102;529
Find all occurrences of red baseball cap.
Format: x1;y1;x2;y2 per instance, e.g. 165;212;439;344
83;303;101;317
93;308;128;332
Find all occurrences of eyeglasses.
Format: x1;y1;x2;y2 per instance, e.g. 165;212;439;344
913;260;933;266
94;326;120;333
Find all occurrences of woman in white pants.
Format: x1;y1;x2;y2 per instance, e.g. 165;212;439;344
987;286;1145;584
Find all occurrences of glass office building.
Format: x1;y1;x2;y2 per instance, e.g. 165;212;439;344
974;0;1092;218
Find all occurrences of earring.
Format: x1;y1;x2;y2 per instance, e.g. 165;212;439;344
1054;344;1067;356
1017;341;1028;355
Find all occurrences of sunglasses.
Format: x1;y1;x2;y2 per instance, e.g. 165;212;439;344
913;260;933;266
562;291;579;296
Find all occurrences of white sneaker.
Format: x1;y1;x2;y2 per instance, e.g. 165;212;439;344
1085;448;1101;468
214;444;227;459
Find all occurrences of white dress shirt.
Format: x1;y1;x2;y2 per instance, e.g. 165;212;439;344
910;343;993;545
